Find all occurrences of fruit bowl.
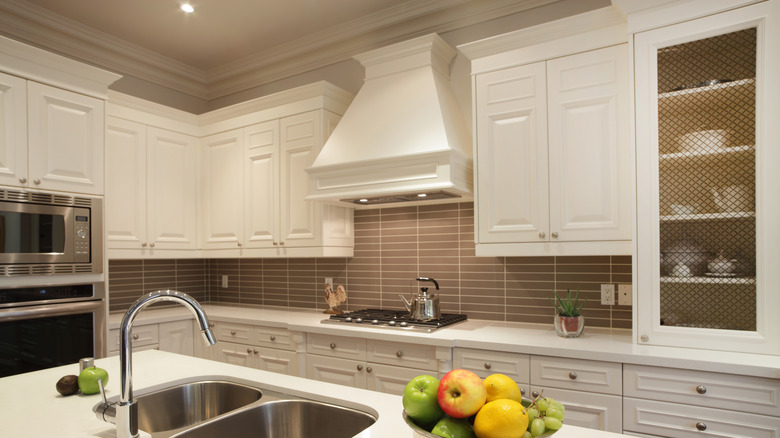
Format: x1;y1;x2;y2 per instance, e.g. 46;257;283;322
402;402;559;438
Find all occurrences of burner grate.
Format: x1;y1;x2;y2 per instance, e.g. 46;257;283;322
324;308;467;331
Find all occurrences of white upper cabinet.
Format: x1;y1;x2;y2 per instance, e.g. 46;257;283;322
631;0;779;354
199;82;354;257
463;10;632;257
0;71;27;188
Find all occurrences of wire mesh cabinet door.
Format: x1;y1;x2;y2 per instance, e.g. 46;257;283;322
634;1;780;354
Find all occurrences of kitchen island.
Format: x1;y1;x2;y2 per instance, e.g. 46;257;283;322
0;350;619;437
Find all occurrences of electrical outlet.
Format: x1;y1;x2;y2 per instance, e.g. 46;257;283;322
601;284;615;305
618;284;632;306
221;275;229;288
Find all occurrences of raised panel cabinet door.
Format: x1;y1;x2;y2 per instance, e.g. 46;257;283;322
531;386;622;433
546;44;631;242
216;341;254;368
146;126;198;250
201;129;244;249
244;120;280;249
253;347;299;376
0;72;27;188
365;363;430;395
158;320;194;356
280;110;319;247
306;355;366;389
27;81;104;195
105;116;147;249
475;62;549;244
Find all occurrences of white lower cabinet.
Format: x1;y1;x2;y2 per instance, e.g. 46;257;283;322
306;333;449;395
203;320;304;376
623;364;780;437
108;320;193;356
453;347;531;396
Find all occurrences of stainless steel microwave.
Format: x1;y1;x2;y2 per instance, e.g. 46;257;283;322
0;189;102;276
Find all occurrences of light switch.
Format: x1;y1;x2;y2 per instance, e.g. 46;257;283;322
618;284;632;306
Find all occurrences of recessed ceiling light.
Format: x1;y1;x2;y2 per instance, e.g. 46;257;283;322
180;3;194;13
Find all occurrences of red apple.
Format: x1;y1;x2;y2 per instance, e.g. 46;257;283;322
437;369;486;418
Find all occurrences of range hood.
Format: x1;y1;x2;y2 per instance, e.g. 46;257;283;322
306;33;473;208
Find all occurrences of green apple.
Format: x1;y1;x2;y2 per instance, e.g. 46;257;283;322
403;374;444;429
78;366;109;395
431;415;476;438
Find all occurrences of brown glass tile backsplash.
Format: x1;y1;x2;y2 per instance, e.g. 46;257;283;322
108;202;631;328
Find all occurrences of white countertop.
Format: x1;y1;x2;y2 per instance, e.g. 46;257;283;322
0;350;620;438
111;304;780;379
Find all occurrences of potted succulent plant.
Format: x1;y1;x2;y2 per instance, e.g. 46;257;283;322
550;288;585;338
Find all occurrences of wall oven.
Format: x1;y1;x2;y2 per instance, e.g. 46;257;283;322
0;189;102;276
0;282;106;378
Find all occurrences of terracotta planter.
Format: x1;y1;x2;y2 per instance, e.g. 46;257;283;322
554;314;584;338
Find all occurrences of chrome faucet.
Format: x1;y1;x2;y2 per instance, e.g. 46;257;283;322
95;290;216;438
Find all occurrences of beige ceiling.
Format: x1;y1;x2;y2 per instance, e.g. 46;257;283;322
0;0;573;102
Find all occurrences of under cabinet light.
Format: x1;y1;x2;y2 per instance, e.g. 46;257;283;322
181;3;194;13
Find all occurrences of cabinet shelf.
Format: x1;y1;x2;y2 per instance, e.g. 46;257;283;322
660;211;755;221
660;276;756;284
658;78;755;99
659;145;754;162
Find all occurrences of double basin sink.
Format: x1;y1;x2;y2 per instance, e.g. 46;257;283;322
97;376;377;437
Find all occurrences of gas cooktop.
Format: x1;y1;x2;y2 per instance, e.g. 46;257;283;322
321;308;467;333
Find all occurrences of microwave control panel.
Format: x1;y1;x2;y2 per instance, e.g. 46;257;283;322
73;207;91;262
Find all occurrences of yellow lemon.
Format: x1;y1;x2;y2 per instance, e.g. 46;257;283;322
473;399;529;438
483;373;522;403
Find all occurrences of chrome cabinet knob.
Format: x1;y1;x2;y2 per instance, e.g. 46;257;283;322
246;348;252;353
132;334;139;340
532;391;540;398
19;177;27;184
569;372;577;380
150;242;155;248
330;343;336;349
696;385;707;394
270;335;276;341
141;242;147;247
237;242;242;247
253;349;259;354
551;232;559;238
273;242;278;246
696;422;707;431
357;365;363;371
520;388;526;396
539;232;546;239
366;367;373;373
33;178;41;185
484;362;492;370
396;351;403;358
230;330;236;335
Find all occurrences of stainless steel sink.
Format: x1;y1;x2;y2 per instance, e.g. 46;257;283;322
172;398;377;438
110;379;264;437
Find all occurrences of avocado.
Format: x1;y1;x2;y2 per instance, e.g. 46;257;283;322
56;374;79;396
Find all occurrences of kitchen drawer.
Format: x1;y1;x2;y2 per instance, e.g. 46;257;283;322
307;333;366;360
624;397;780;438
624;364;780;417
530;355;621;395
254;347;300;376
529;386;622;433
255;326;299;351
366;362;432;395
108;324;159;352
215;321;254;344
306;354;366;388
453;348;530;383
366;340;439;371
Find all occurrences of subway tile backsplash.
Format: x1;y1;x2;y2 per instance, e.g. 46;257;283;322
108;202;631;329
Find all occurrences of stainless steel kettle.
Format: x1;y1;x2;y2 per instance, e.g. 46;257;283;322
400;277;441;321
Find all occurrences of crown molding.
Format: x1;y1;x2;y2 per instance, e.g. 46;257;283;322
0;0;564;103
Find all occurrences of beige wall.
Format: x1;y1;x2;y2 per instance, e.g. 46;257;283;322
108;201;631;329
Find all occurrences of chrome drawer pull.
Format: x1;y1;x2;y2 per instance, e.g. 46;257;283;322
230;330;236;335
330;343;336;349
246;348;252;353
357;365;363;371
253;349;259;354
520;388;526;396
568;372;577;380
367;367;373;373
132;334;139;340
270;335;276;341
539;232;546;239
484;362;492;370
696;422;707;431
396;351;403;358
532;391;540;398
696;385;707;394
551;232;559;238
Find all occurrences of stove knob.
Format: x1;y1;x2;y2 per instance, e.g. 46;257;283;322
371;319;380;325
388;320;397;326
355;317;363;323
345;317;353;322
399;321;408;327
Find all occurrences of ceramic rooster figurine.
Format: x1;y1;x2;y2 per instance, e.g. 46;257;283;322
324;283;346;314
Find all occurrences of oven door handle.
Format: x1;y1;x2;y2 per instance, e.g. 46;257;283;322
0;300;103;322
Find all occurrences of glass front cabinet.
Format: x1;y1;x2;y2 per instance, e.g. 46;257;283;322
634;1;780;354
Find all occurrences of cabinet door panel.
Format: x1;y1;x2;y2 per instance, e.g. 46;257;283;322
306;355;365;388
476;62;549;243
530;355;621;395
0;72;27;188
27;82;103;194
366;363;427;395
146;127;198;249
306;333;366;360
254;347;299;376
105;116;147;249
245;121;279;248
217;341;253;367
367;340;438;371
158;320;194;356
280;112;319;246
547;44;630;242
202;130;243;249
531;386;622;433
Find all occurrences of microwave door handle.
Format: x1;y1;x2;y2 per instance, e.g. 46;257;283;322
0;300;103;322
